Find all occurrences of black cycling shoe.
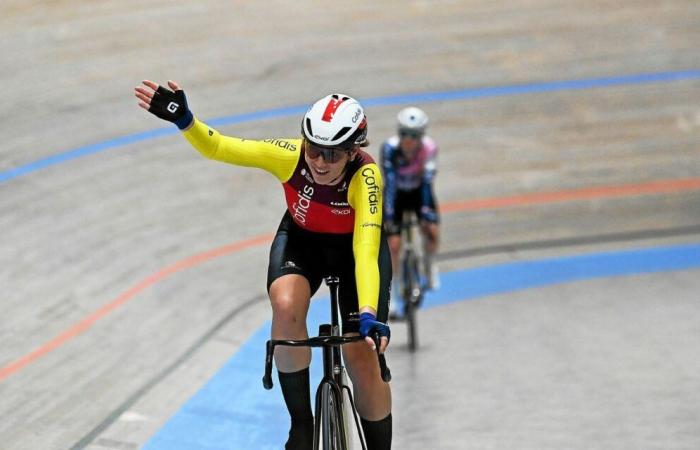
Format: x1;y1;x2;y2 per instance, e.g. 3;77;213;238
285;421;314;450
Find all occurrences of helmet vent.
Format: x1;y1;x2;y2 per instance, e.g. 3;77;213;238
305;117;314;136
331;127;351;142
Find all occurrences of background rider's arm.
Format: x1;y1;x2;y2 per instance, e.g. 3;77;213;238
421;143;438;211
182;117;299;182
379;143;397;222
348;163;384;315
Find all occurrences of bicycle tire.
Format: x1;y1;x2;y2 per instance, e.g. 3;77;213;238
403;250;420;351
320;382;347;450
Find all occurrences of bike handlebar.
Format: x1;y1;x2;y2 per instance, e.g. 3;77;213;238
262;334;392;390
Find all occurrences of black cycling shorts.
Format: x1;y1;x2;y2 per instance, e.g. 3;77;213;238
267;211;392;333
385;186;440;235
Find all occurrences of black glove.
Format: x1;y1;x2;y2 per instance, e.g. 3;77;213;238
148;86;193;130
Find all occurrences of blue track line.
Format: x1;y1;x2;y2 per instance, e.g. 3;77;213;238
143;242;700;450
2;69;699;184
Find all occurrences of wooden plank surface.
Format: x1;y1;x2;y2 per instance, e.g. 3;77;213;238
0;1;698;449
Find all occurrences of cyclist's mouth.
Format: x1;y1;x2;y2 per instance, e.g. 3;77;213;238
311;167;330;176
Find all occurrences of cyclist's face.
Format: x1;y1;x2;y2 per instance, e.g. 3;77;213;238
399;130;421;157
304;140;354;185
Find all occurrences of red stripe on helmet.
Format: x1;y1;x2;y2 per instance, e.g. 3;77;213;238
321;96;348;122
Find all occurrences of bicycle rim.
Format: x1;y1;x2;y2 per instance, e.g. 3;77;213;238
406;297;417;351
320;383;347;450
405;253;420;351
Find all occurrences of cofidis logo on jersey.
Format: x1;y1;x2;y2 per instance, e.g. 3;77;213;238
293;185;314;225
263;138;297;152
361;167;379;214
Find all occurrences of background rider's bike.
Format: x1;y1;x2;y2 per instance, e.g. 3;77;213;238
399;210;425;352
263;276;391;450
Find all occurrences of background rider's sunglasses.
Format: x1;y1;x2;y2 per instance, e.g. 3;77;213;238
399;130;422;139
305;142;348;163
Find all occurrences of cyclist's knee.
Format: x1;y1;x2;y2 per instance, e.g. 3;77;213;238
387;235;401;255
271;295;307;327
270;292;309;332
270;276;310;325
421;222;439;245
343;344;382;387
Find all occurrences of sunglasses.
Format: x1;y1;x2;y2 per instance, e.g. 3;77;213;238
305;141;349;163
399;130;422;139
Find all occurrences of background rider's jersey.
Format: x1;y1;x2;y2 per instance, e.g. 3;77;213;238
181;118;384;312
379;135;438;220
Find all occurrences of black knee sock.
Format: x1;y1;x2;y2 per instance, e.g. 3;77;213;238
361;413;392;450
278;368;314;449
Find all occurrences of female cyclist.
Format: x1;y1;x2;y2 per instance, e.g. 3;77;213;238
135;80;392;450
380;107;440;318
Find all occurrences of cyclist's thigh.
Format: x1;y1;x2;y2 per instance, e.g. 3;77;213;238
386;189;413;236
267;212;323;296
406;188;424;219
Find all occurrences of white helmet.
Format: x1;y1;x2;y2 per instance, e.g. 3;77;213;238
397;106;428;134
302;94;368;148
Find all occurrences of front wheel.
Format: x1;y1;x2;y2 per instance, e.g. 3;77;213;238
318;382;348;450
402;250;421;351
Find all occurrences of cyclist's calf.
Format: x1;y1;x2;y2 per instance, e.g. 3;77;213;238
342;339;392;421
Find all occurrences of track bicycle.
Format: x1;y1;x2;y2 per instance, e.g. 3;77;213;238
398;210;425;351
263;276;391;450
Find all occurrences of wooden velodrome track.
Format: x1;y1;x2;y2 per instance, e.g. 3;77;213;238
1;1;699;449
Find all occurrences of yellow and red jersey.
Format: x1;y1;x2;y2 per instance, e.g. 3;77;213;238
182;118;384;312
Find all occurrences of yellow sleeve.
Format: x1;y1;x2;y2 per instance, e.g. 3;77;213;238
182;117;300;182
348;163;384;312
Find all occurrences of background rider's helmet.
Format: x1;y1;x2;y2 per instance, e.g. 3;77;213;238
302;94;368;149
397;106;429;135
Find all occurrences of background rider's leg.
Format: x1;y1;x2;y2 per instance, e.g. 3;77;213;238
421;222;440;289
387;234;402;316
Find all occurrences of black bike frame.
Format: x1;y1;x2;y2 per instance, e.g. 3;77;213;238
262;276;391;449
401;210;424;351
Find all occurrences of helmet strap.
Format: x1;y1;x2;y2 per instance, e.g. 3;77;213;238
329;166;347;185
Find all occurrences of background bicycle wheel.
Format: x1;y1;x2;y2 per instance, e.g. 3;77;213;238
1;1;699;449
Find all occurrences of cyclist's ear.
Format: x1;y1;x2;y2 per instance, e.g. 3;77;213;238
348;148;359;161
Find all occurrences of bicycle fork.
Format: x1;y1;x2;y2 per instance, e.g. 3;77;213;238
313;323;367;450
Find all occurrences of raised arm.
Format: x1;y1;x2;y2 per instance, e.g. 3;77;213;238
134;80;299;182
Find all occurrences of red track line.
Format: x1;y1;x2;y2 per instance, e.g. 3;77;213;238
2;176;700;383
441;177;700;213
0;233;274;383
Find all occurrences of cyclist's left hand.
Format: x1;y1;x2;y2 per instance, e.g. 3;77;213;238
359;312;390;353
134;79;194;129
420;205;438;223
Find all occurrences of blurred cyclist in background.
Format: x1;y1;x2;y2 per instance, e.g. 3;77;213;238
380;107;440;318
135;80;392;450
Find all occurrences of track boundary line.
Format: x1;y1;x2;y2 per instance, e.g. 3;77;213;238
69;293;267;450
0;234;273;383
1;69;699;184
74;227;700;449
2;176;700;383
